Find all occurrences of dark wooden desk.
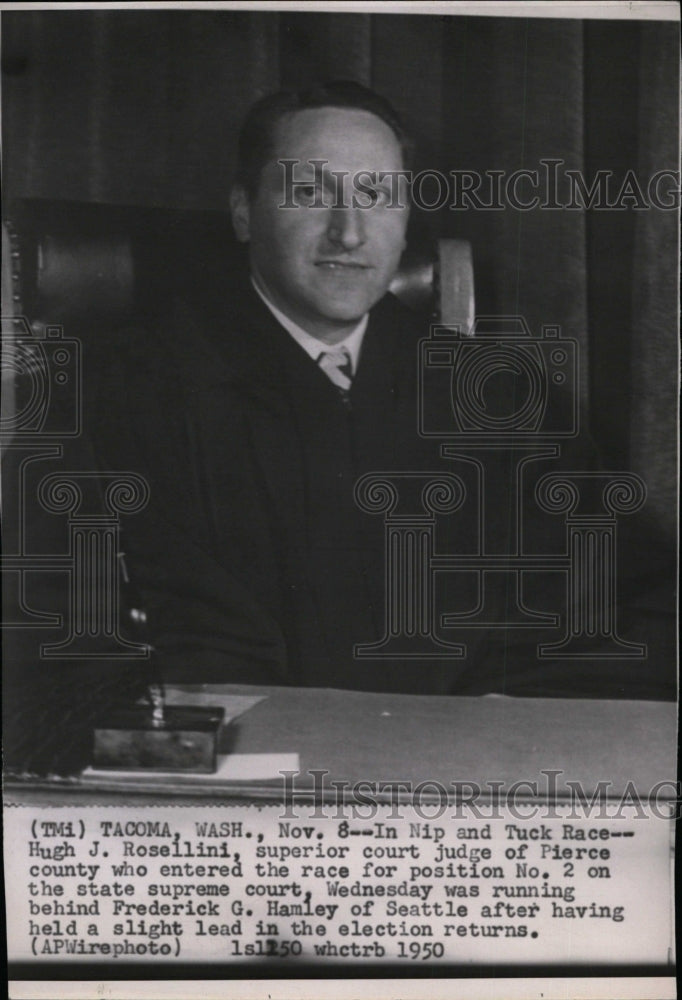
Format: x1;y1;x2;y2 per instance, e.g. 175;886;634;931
4;685;676;804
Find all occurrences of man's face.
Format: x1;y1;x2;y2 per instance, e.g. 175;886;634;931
231;107;410;343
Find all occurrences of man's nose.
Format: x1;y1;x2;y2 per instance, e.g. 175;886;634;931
326;206;366;249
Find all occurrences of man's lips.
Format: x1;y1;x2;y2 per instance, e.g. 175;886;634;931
314;260;372;269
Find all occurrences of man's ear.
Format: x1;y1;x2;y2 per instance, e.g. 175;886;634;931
230;185;251;243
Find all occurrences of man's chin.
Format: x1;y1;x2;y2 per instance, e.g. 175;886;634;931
312;291;387;323
300;306;371;342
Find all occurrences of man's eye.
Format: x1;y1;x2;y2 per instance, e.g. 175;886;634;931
366;188;391;207
297;185;320;204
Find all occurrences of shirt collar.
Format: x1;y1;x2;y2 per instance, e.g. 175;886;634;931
250;275;368;375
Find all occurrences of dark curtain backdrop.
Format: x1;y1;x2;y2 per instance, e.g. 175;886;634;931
2;10;678;532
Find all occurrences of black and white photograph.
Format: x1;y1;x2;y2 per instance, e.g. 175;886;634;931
2;3;679;999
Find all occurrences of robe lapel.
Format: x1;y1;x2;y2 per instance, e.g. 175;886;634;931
195;284;358;556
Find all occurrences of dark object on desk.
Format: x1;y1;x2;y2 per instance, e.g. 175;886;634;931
92;704;225;773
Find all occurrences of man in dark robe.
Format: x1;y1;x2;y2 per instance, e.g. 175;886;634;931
90;81;675;700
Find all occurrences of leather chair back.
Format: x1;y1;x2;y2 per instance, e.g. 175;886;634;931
4;198;474;336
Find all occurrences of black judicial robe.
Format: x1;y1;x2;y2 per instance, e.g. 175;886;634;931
92;283;470;693
89;281;676;699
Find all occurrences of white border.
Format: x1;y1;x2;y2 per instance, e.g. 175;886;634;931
7;978;680;1000
0;2;678;21
2;4;678;1000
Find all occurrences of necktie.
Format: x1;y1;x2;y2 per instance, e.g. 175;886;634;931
317;347;353;401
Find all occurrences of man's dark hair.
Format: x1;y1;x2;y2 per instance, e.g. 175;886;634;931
235;79;413;199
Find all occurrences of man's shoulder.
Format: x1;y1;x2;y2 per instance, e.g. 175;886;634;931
365;294;430;380
370;291;429;340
